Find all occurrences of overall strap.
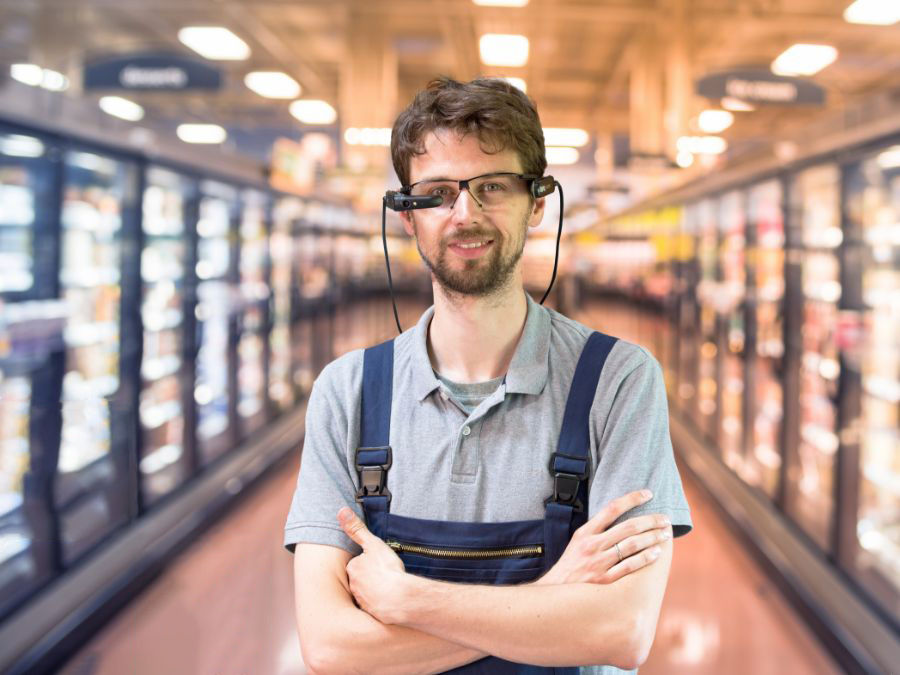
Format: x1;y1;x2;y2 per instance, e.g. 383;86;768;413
355;339;395;525
544;331;618;568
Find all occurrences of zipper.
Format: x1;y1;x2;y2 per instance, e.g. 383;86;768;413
387;541;543;560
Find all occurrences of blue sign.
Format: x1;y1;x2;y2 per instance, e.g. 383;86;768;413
697;69;825;105
84;53;222;91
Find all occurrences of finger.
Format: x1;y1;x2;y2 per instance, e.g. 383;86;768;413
337;507;377;550
601;514;671;544
612;528;672;561
604;544;664;583
580;490;654;535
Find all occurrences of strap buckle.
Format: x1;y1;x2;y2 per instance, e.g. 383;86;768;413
355;446;392;503
544;452;588;512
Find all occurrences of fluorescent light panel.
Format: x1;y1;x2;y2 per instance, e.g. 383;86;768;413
290;100;337;125
345;127;392;146
771;44;838;76
99;96;145;122
546;146;579;165
843;0;900;25
479;34;529;67
697;110;734;133
178;27;250;60
10;64;69;91
244;71;301;99
473;0;529;6
721;97;755;112
177;124;227;144
543;128;589;147
677;136;727;155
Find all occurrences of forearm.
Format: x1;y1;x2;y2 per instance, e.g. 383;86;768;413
395;578;644;668
304;594;486;674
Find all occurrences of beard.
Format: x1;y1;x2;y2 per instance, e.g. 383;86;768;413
412;214;528;297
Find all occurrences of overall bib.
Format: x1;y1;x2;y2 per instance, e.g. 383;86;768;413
356;331;618;674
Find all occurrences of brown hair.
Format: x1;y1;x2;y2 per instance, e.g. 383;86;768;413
391;76;547;187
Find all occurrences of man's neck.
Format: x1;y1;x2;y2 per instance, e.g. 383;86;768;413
426;276;528;384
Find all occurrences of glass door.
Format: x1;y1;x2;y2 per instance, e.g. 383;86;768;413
269;197;300;413
747;180;785;498
194;180;237;464
786;164;842;551
694;198;720;443
139;167;194;506
56;148;137;563
845;144;900;618
718;190;747;477
236;189;270;438
0;130;59;617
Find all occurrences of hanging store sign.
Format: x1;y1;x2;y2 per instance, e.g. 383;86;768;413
84;53;222;91
696;69;825;105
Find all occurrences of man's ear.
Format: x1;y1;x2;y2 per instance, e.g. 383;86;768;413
528;197;546;229
400;210;416;237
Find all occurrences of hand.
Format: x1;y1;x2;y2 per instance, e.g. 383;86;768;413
535;490;671;586
338;506;410;625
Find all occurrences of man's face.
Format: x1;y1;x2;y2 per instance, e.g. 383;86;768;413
401;130;545;298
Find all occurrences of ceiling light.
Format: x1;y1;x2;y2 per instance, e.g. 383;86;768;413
178;27;251;60
876;146;900;169
771;44;838;77
10;64;68;91
843;0;900;25
0;134;45;158
99;96;145;122
676;136;728;155
676;151;694;168
697;110;734;133
546;147;579;165
479;34;529;67
504;77;527;92
289;100;337;125
473;0;529;6
41;70;69;91
543;128;589;147
244;71;301;99
176;124;227;144
721;97;755;112
344;127;392;146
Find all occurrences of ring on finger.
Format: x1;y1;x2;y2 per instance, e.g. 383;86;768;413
614;542;623;563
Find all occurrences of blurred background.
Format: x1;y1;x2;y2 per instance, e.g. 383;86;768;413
0;0;897;673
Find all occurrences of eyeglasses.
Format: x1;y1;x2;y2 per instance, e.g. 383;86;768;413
403;172;538;211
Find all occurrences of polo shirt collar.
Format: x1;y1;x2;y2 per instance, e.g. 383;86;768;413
408;293;551;402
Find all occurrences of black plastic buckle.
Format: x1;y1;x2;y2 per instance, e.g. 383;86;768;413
355;446;392;503
544;452;588;512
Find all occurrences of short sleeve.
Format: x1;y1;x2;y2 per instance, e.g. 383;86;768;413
283;358;365;555
588;349;693;537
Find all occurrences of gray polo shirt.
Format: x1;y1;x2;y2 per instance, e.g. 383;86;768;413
284;293;692;673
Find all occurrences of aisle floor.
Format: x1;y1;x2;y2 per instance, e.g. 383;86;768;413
60;447;840;675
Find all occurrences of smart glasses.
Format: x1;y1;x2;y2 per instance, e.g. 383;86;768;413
381;171;563;333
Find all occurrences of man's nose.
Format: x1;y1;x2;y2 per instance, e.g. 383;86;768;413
450;186;482;218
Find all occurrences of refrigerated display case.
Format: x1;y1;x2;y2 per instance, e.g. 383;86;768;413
0;129;60;619
56;148;138;563
746;180;785;498
717;190;747;477
845;144;900;618
236;189;270;438
785;164;842;551
139;167;194;506
676;203;700;414
194;180;237;464
693;198;719;443
269;197;300;412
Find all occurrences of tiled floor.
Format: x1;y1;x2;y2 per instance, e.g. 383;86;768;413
60;449;839;675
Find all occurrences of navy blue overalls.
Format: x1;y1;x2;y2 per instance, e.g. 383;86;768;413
355;331;618;674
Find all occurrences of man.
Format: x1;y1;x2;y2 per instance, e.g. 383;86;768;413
284;76;692;674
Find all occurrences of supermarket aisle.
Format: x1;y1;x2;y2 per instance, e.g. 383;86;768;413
59;449;839;674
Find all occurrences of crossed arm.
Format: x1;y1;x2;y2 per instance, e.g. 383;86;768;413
294;492;674;674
